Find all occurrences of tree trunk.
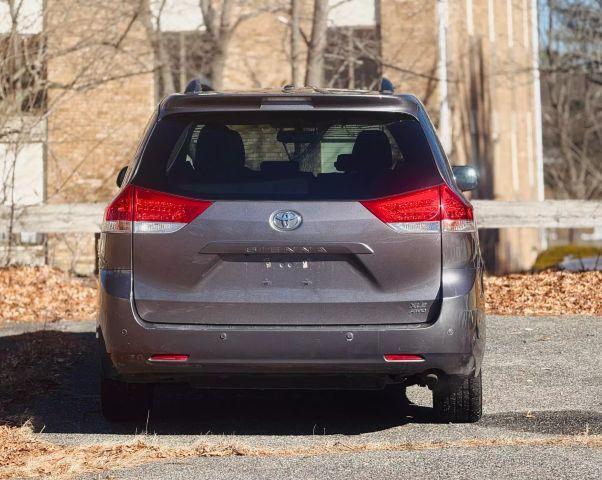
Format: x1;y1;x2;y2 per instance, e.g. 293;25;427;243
140;0;176;95
211;46;227;90
305;0;329;87
290;0;302;85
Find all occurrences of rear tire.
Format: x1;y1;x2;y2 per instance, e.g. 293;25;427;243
98;336;154;422
101;376;154;422
432;371;482;423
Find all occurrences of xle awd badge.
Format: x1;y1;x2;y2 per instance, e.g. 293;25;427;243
409;302;428;314
270;210;302;231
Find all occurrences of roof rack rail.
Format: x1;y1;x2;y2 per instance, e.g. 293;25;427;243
184;75;214;93
380;77;394;94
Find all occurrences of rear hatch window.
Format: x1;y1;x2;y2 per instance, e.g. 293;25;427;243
133;112;442;200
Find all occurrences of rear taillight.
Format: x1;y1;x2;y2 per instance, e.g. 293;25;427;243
133;186;213;233
440;184;475;232
360;186;441;233
102;185;134;233
101;185;212;234
360;184;475;233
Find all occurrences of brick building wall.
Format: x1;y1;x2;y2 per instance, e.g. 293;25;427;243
45;0;154;272
445;0;543;272
41;0;543;273
379;1;543;271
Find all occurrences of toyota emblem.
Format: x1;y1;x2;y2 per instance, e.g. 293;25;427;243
270;210;303;231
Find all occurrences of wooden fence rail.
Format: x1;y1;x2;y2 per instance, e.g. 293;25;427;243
0;200;601;233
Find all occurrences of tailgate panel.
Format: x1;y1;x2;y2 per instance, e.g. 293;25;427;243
133;201;441;325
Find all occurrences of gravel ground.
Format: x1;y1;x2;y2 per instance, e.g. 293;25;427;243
91;446;602;480
1;316;600;479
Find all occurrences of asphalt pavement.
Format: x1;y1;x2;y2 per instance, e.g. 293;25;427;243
1;315;600;479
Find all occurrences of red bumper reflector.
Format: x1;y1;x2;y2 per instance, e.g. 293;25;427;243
384;354;425;362
149;354;189;362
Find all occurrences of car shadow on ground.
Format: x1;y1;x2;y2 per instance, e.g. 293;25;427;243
1;330;436;435
1;330;600;437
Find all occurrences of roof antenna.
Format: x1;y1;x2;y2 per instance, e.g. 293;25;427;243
380;77;394;94
185;75;214;93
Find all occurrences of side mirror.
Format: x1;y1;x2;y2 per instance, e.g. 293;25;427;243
452;165;479;191
116;166;128;188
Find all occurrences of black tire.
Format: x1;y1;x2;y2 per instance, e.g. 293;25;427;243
432;371;482;423
101;376;154;422
98;334;154;422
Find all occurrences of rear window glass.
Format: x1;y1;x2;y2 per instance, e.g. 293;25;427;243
133;112;442;200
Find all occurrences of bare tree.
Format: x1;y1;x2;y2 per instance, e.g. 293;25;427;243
198;0;237;90
289;0;435;92
324;25;381;90
1;0;49;265
197;1;287;90
139;1;287;94
290;0;302;85
141;0;176;95
540;0;602;200
305;0;329;86
0;0;154;267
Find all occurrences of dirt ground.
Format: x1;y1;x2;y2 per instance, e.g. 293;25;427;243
0;266;600;324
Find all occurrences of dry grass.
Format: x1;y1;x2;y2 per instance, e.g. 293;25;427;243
485;270;602;316
1;423;600;480
0;266;97;323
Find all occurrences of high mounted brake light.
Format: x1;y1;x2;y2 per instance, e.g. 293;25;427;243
360;184;475;233
101;186;212;234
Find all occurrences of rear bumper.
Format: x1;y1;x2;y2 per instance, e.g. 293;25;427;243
98;273;485;386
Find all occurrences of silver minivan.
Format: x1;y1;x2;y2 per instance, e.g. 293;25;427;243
97;88;485;423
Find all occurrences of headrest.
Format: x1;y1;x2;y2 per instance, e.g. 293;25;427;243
194;124;246;178
352;130;393;171
334;153;354;172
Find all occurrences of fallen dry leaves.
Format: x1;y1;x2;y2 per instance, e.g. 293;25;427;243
484;270;602;316
0;422;600;480
0;266;97;323
0;267;600;324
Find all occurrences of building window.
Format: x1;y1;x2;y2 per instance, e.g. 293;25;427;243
157;30;213;96
0;141;45;246
324;26;380;90
0;33;46;112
